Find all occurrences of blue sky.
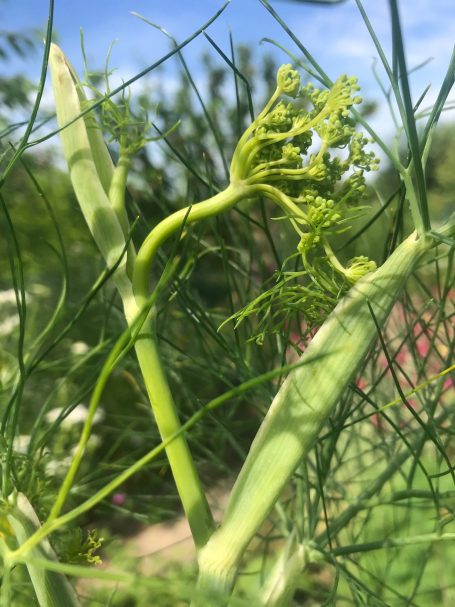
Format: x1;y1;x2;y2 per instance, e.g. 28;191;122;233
2;0;454;144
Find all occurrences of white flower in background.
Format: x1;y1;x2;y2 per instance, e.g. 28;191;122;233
0;291;20;337
45;404;105;427
70;341;90;355
0;315;20;336
0;289;18;304
13;434;31;454
45;436;102;477
45;455;73;476
0;289;33;304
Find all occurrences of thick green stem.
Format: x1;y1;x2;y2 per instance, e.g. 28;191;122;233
129;182;257;546
401;168;426;236
108;153;132;239
106;140;214;546
132;182;254;307
194;231;433;604
258;539;316;607
108;153;136;277
0;559;12;607
132;317;215;548
6;493;81;607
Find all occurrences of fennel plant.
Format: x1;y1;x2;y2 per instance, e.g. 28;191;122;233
0;0;454;606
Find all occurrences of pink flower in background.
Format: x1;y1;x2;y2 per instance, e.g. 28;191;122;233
413;322;432;358
370;413;384;431
395;347;410;365
112;493;126;506
415;335;431;358
356;377;367;391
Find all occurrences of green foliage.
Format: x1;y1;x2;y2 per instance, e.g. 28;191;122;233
52;527;104;566
425;125;455;222
223;66;379;340
0;5;36;133
79;37;172;160
411;123;455;224
0;1;454;606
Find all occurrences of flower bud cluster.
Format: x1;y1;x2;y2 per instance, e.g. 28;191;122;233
307;196;341;228
345;256;378;283
230;66;378;216
227;65;380;337
276;63;300;97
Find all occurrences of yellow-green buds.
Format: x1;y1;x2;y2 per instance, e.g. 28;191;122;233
345;255;378;282
276;64;300;97
224;65;380;339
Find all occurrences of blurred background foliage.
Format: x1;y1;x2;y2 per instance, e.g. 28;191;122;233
0;12;454;606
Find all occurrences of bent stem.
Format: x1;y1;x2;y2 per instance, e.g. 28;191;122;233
128;177;305;545
133;181;255;307
128;181;259;545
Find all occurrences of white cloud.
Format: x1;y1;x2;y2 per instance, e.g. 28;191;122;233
8;0;454;177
